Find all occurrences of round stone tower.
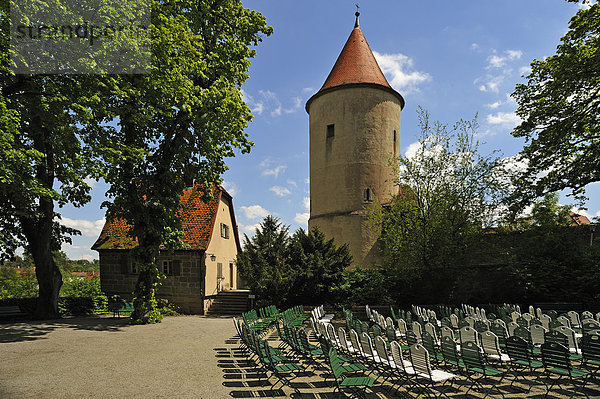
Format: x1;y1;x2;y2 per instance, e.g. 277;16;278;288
305;12;404;267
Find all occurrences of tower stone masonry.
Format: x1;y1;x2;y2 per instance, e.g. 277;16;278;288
306;12;404;267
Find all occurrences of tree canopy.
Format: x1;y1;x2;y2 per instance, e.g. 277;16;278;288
0;2;104;317
0;0;271;321
236;216;351;308
511;3;599;208
89;0;272;323
371;109;509;303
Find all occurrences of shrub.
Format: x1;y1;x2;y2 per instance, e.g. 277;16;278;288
0;266;38;299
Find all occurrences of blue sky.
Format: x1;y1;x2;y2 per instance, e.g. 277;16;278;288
57;0;600;260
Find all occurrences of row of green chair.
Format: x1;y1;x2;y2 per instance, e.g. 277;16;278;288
238;317;307;394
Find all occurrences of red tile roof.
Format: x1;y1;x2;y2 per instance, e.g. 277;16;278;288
305;18;404;113
570;211;591;226
92;186;241;251
319;25;392;92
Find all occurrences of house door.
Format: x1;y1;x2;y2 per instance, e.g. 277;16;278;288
217;262;223;291
229;263;234;289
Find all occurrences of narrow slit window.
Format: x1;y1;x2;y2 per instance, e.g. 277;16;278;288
363;187;373;203
326;124;335;138
393;130;397;142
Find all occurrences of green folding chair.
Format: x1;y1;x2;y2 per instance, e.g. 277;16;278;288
327;346;375;398
461;340;505;398
504;335;544;392
540;341;589;398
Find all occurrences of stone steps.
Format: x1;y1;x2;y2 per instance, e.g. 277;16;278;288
206;290;250;316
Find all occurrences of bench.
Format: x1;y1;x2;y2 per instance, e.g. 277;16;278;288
109;302;135;318
0;305;27;319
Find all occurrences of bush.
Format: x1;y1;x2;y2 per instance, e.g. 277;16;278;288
157;298;180;316
0;266;38;299
60;275;102;297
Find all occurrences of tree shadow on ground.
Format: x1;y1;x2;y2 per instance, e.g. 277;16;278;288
0;315;132;343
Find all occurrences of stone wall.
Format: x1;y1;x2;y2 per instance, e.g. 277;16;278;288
99;249;205;314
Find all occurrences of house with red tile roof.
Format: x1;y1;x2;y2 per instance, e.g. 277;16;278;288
92;186;241;314
570;211;591;226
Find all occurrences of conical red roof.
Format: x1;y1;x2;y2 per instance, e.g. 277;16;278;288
319;26;391;91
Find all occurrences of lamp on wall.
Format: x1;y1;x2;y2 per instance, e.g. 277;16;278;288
206;253;216;261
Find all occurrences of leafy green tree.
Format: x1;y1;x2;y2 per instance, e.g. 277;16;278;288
372;109;508;304
338;267;391;307
236;216;291;308
0;3;103;317
287;227;352;306
511;3;600;208
529;192;573;227
90;1;272;323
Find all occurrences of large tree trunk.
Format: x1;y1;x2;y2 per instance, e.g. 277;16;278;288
33;251;63;319
21;197;63;320
130;231;163;324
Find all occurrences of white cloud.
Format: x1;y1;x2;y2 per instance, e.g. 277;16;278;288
242;89;302;117
241;89;265;115
60;242;98;261
577;0;595;9
486;111;522;127
506;50;523;60
373;51;432;94
284;97;302;114
287;179;297;187
487;101;502;109
239;223;261;237
519;66;532;76
222;181;238;196
260;158;287;178
505;93;517;105
488;55;505;68
303;197;310;212
501;155;528;174
252;102;265;115
471;43;479;50
83;177;98;189
60;217;105;237
477;75;504;93
262;165;286;178
405;141;423;159
240;205;270;220
294;212;309;225
486;49;522;69
269;186;291;197
302;87;314;93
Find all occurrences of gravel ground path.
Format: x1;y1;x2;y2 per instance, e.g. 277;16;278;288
0;315;235;399
3;315;600;398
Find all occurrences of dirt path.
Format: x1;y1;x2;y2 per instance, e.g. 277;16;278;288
0;315;235;399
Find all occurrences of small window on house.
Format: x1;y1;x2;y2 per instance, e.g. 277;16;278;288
121;254;138;275
363;187;373;203
326;124;335;138
220;223;230;239
162;260;172;276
